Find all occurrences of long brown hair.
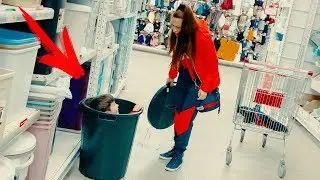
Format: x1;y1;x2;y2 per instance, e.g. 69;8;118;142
169;4;198;67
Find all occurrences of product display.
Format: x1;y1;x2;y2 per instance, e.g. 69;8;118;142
134;0;277;64
0;0;318;179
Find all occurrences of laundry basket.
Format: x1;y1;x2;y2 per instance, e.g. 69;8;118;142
79;97;143;180
1;131;36;180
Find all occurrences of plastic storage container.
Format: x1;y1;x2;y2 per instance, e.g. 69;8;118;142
64;3;92;57
0;69;14;138
0;28;40;122
2;0;42;7
1;131;36;180
79;97;143;180
27;119;57;180
0;155;15;180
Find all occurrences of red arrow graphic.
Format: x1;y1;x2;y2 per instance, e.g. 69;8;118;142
19;7;84;79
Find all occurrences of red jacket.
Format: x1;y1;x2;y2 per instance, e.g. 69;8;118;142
169;20;220;93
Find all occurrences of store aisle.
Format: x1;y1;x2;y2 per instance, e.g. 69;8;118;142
64;51;320;180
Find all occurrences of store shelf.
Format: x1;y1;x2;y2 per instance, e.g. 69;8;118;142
0;5;54;24
0;108;40;150
45;130;81;180
108;13;136;21
79;48;97;65
296;107;320;142
32;48;96;85
311;75;320;93
112;78;127;97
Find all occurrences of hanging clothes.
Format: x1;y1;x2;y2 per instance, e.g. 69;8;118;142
151;33;160;46
237;31;245;41
258;20;265;31
220;0;233;10
238;14;248;32
144;22;154;34
222;16;231;35
218;14;226;30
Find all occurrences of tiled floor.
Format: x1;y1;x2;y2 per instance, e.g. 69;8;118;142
64;51;320;180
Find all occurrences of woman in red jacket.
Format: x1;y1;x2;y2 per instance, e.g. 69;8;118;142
159;4;220;171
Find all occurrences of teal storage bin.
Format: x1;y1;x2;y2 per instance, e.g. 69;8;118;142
79;97;143;180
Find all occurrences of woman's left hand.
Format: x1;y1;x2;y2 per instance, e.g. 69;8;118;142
197;89;207;100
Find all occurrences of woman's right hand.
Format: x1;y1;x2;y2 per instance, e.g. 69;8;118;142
166;78;174;87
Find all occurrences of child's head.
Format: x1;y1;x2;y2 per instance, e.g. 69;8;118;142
90;94;119;114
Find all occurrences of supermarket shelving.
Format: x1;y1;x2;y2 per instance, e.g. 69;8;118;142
0;5;54;24
32;48;97;85
0;108;40;150
45;131;81;180
296;107;320;142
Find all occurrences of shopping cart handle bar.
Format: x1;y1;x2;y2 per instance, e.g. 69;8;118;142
244;62;313;76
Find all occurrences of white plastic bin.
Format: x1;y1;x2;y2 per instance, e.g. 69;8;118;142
0;155;15;180
27;119;57;180
0;69;14;138
0;28;40;123
2;0;42;7
64;3;92;57
1;131;36;180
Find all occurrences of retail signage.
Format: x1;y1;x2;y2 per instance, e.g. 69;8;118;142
19;7;84;79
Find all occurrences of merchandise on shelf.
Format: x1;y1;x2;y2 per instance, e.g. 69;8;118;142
0;28;40;122
1;131;36;180
64;3;92;57
0;155;15;180
27;86;64;180
134;0;276;63
1;0;42;7
0;69;14;138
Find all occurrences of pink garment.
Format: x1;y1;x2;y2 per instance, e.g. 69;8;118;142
221;0;233;10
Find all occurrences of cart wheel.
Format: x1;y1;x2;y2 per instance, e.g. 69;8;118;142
262;134;267;148
278;160;286;178
240;129;245;143
226;146;232;165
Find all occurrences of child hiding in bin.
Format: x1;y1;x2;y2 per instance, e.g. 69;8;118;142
89;94;143;114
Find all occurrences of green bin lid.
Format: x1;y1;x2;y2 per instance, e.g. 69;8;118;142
147;85;176;129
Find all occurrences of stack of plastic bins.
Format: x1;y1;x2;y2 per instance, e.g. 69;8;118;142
58;62;91;131
0;28;40;122
26;92;63;180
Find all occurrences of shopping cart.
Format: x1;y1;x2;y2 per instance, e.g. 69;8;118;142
226;63;312;178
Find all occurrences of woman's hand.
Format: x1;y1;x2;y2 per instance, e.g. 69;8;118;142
132;104;143;112
197;89;207;100
166;78;174;87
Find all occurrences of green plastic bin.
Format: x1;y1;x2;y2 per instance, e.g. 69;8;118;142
79;97;143;180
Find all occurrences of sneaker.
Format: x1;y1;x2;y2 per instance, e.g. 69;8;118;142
165;155;183;172
159;149;175;160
